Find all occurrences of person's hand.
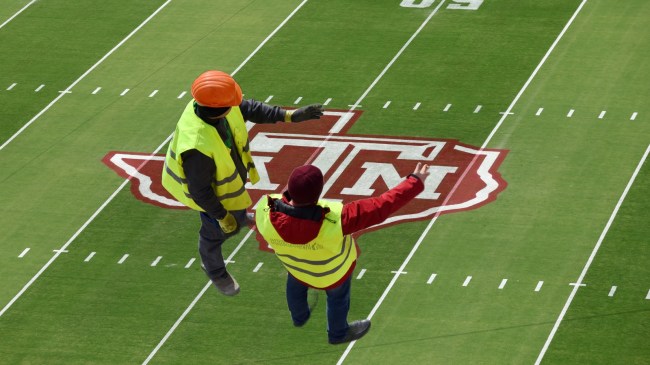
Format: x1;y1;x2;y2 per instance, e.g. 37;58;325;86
217;211;239;234
412;162;430;182
290;104;323;122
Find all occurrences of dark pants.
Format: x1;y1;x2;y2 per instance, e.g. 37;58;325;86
198;210;248;279
286;273;351;341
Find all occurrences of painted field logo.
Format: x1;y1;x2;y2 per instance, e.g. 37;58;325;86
103;109;508;251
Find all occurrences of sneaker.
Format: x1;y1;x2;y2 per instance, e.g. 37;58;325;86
201;264;240;296
328;319;371;345
212;273;240;296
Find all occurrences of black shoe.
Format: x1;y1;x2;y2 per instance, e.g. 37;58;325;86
211;273;240;296
329;319;371;345
201;264;240;296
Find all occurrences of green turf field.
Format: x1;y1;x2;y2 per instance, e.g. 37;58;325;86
1;0;648;364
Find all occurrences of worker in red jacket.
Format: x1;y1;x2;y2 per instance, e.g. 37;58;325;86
255;162;430;344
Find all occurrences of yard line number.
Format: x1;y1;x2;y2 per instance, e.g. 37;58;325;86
401;0;484;10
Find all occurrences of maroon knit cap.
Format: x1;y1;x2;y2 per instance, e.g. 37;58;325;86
287;165;323;206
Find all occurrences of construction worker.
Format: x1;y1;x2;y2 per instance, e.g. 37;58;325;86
162;70;323;296
255;162;430;344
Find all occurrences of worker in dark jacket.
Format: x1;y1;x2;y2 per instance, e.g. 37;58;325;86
255;162;430;344
162;70;323;296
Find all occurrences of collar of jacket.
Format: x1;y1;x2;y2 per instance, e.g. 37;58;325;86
269;192;329;222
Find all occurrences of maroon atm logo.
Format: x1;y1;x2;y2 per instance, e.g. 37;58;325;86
103;109;508;247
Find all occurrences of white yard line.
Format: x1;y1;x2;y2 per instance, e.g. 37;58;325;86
0;133;174;318
0;0;172;152
337;1;588;363
18;248;30;258
535;143;649;365
147;1;450;360
462;276;472;287
0;0;173;317
140;2;310;363
252;262;264;272
607;286;617;297
0;0;37;30
141;230;254;365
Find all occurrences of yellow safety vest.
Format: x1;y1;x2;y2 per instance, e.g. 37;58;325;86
255;196;358;289
162;100;260;211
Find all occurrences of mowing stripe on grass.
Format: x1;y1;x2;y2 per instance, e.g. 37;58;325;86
1;0;304;317
140;2;311;362
0;0;172;152
535;143;650;365
142;230;254;365
0;128;173;317
337;1;588;363
0;0;37;30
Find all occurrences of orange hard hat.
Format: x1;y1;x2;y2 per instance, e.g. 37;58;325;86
191;70;242;107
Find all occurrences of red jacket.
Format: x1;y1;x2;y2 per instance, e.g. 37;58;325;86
263;175;425;289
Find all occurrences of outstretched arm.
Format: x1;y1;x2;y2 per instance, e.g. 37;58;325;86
341;163;430;235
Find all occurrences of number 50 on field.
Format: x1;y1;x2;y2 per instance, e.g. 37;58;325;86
401;0;484;10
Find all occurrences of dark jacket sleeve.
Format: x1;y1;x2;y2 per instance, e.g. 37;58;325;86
239;99;287;124
340;175;424;235
181;149;227;220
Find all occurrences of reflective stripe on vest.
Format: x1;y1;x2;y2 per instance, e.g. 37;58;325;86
161;100;257;211
255;196;358;288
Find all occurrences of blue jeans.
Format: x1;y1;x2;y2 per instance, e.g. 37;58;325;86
286;273;351;341
198;210;248;279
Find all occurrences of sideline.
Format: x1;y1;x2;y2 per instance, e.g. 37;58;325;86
0;0;37;30
336;0;589;363
534;143;649;364
0;0;172;151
